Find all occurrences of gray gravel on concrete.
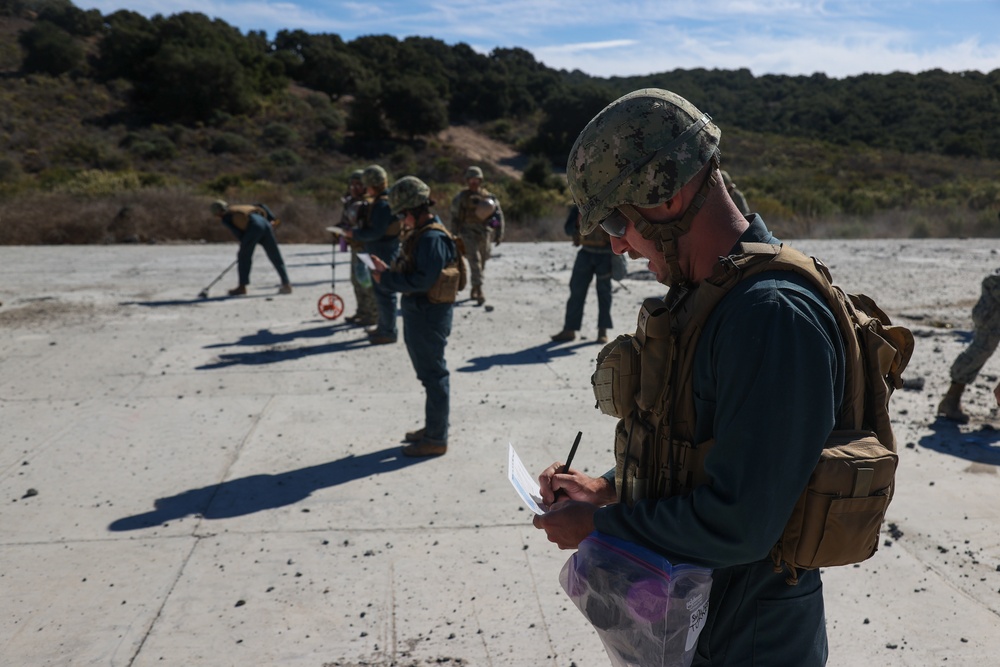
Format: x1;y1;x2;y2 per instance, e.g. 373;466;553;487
1;239;999;666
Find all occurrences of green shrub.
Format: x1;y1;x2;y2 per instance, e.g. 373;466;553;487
269;148;301;167
317;110;345;130
19;21;84;76
57;169;143;196
0;156;22;183
125;137;178;161
312;129;341;152
205;173;247;194
262;122;298;147
210;132;253;154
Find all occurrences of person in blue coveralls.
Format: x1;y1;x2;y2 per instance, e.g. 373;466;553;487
370;176;460;457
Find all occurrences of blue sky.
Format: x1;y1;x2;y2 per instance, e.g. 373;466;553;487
82;1;1000;79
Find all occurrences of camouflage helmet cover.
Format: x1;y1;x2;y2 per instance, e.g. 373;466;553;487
464;166;484;180
349;169;364;182
362;164;388;189
388;175;431;215
210;199;228;215
567;88;722;234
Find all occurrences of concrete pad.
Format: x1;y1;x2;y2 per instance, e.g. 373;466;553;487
2;240;1000;666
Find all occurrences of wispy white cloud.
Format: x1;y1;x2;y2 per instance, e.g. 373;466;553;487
79;0;1000;77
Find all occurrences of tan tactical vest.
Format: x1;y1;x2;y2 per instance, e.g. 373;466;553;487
226;205;269;232
455;189;496;231
575;226;613;249
592;242;914;581
393;222;467;304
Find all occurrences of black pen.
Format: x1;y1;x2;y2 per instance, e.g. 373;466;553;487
561;431;583;475
553;431;583;501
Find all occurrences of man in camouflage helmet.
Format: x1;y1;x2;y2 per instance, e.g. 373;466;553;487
939;272;1000;422
720;170;751;215
339;169;378;326
449;165;504;306
370;176;460;456
341;165;400;344
210;199;292;296
532;89;846;666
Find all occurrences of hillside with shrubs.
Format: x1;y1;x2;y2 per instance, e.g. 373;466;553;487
2;0;1000;244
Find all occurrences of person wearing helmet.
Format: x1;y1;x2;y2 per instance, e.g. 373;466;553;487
939;271;1000;422
340;165;400;344
550;204;614;344
370;176;461;456
339;169;378;326
449;165;504;306
532;89;847;666
720;170;751;215
210;199;292;296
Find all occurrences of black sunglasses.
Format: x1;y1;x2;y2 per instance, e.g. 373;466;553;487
599;204;644;238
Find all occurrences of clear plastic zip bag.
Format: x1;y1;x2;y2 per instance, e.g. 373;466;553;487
560;532;712;667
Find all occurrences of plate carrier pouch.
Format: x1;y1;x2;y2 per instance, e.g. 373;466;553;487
226;204;276;232
394;222;467;304
591;241;914;585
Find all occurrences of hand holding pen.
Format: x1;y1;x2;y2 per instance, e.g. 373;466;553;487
552;431;583;502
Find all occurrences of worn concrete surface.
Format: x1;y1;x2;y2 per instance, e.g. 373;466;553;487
1;238;999;666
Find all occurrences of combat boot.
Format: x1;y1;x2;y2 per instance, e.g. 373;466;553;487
597;328;608;344
551;329;576;342
228;285;247;296
404;427;425;443
937;382;969;423
402;438;447;457
278;283;293;294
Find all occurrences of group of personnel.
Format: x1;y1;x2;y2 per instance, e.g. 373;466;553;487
211;164;505;458
206;86;1000;667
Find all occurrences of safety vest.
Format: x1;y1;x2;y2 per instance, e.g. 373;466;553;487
592;242;913;580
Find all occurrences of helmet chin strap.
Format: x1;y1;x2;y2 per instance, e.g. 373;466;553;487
633;153;721;287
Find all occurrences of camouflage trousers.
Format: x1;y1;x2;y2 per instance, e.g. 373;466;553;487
460;226;492;288
950;274;1000;384
350;248;377;320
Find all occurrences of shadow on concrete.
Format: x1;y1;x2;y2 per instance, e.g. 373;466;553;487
457;339;595;373
204;324;357;349
108;447;427;531
122;281;333;307
196;333;372;369
918;418;1000;465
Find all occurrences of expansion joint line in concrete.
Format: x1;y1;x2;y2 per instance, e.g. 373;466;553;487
124;536;200;667
891;525;1000;622
125;399;276;665
519;533;560;666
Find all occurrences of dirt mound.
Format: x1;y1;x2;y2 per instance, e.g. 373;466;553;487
436;126;527;179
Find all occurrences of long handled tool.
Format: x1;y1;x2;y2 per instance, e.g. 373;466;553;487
198;259;238;299
317;227;345;320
